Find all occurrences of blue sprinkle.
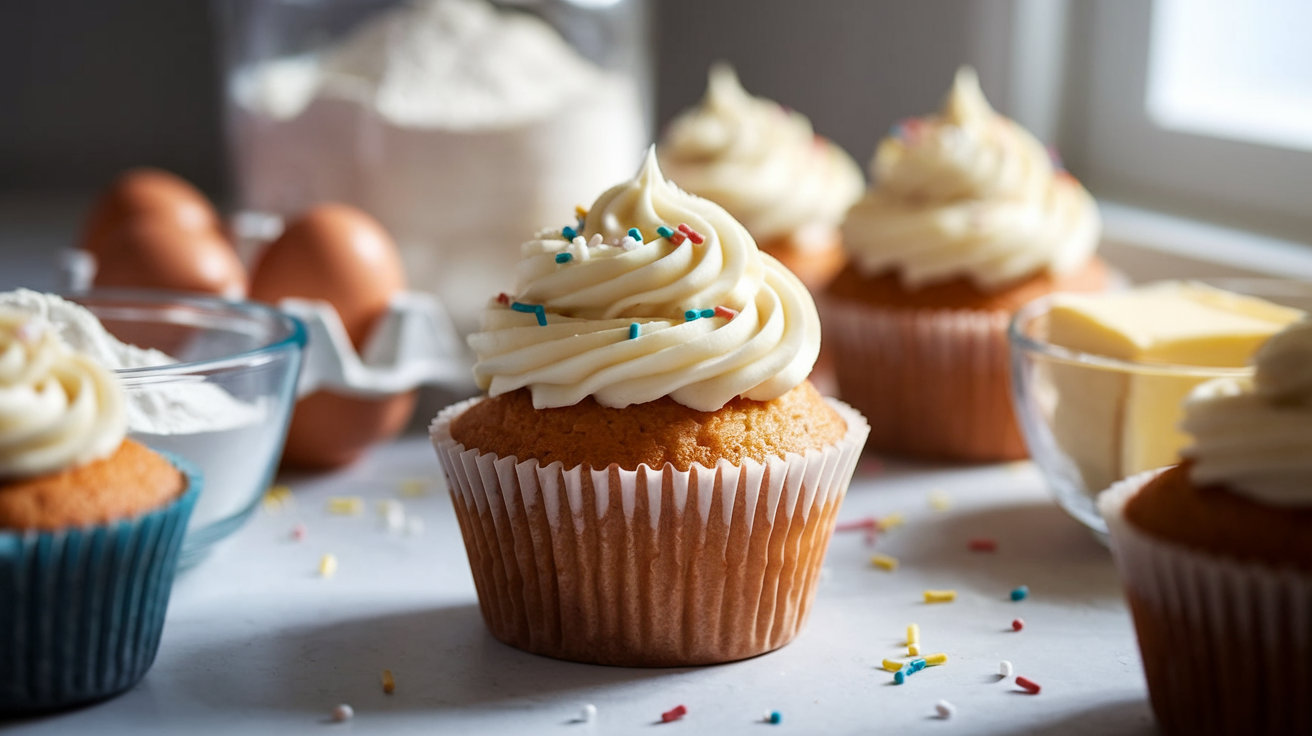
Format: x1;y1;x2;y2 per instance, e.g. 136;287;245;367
628;322;640;340
657;225;675;239
894;670;906;685
1010;585;1029;602
628;227;643;242
684;310;699;321
768;711;782;725
699;308;715;319
555;252;572;264
511;301;548;326
910;658;926;673
562;226;578;240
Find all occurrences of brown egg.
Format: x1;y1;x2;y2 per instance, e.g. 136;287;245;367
92;218;248;298
249;204;412;470
83;168;223;257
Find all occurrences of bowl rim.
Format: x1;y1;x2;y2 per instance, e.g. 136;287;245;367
67;288;307;376
1006;277;1311;378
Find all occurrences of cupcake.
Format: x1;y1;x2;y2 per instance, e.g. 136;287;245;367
822;66;1109;461
0;309;199;712
1099;318;1312;735
430;149;869;667
658;64;864;290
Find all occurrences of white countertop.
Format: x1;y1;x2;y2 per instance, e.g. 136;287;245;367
3;436;1157;735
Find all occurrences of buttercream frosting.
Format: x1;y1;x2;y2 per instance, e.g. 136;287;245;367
1182;318;1312;505
841;66;1101;292
658;64;864;245
0;309;127;479
468;148;821;411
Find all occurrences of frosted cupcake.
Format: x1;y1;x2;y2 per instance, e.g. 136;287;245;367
823;66;1108;461
430;149;869;667
659;64;864;290
1100;318;1312;735
0;310;200;712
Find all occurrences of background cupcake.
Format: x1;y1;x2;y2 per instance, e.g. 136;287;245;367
0;309;199;712
430;150;868;667
823;66;1108;461
658;64;864;290
1100;317;1312;736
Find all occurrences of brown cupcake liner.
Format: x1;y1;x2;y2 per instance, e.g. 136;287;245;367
1100;472;1312;736
819;296;1023;461
430;397;869;667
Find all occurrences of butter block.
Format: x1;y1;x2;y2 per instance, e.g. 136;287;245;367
1045;282;1304;493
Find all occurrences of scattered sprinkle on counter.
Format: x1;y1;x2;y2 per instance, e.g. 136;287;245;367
263;485;295;512
378;499;406;532
331;704;353;722
381;669;395;694
661;704;687;723
923;589;956;604
924;653;948;666
967;537;997;552
326;496;363;515
579;704;596;723
999;660;1014;678
928;489;952;511
318;553;338;579
1016;676;1042;694
879;512;905;530
766;711;782;725
894;670;907;685
835;516;877;533
906;624;921;656
882;658;904;672
1011;585;1030;602
290;523;306;542
934;700;956;719
398;478;429;497
870;553;898;571
1012;618;1025;632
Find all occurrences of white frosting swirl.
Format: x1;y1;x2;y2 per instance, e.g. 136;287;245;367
1182;318;1312;506
841;66;1101;292
0;309;127;479
658;64;864;244
468;148;821;411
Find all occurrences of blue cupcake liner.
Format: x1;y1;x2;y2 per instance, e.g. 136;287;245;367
0;452;201;714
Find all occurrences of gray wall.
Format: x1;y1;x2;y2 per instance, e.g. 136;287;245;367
0;0;994;200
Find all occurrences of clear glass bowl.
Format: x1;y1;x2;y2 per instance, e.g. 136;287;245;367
73;290;306;568
1008;279;1312;543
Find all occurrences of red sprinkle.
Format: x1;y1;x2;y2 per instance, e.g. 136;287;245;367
713;305;738;321
495;293;510;305
669;231;687;245
661;705;688;723
834;517;878;533
968;538;998;552
1012;618;1025;632
291;523;306;541
1016;676;1041;694
677;223;705;244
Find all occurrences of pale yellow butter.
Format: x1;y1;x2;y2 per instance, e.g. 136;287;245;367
1045;282;1303;492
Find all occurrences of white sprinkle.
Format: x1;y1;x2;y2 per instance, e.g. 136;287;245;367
580;703;597;723
620;236;641;251
331;704;354;722
378;500;406;533
934;700;956;719
587;233;603;249
999;660;1013;677
570;236;591;262
406;515;426;537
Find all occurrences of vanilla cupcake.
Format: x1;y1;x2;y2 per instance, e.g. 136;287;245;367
430;149;869;667
0;309;199;712
1100;318;1312;735
823;66;1108;461
658;64;864;290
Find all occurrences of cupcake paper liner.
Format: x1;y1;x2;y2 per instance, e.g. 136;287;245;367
0;453;200;713
1100;471;1312;736
820;296;1024;461
430;397;869;667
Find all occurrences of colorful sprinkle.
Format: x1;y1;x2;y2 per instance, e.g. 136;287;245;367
767;711;782;725
562;226;578;240
629;323;640;340
677;223;705;244
893;670;906;685
580;704;597;723
699;308;715;319
670;231;687;245
496;292;510;305
713;305;738;320
879;512;905;530
924;590;957;604
1012;618;1025;632
381;669;395;694
924;652;948;666
909;658;927;673
870;553;898;571
934;700;956;719
319;553;338;579
1010;585;1029;602
909;644;921;656
290;523;306;541
575;205;588;219
661;704;687;723
882;658;904;672
628;227;643;241
326;496;363;515
511;301;548;326
968;538;998;552
907;623;920;656
685;310;699;321
1016;676;1042;694
656;225;676;239
929;489;952;511
835;517;878;533
555;252;573;263
331;704;354;722
398;478;429;497
999;660;1014;678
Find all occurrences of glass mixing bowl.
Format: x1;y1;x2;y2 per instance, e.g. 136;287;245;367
73;290;305;567
1008;279;1312;543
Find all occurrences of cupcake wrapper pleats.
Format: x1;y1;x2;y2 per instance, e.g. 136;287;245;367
431;397;869;667
1101;472;1312;736
0;455;200;713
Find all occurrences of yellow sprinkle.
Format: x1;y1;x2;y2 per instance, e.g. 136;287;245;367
924;589;957;604
908;644;921;656
879;512;905;530
929;489;952;511
398;478;429;497
326;496;364;515
318;553;338;579
881;659;904;672
574;205;589;219
907;623;920;647
262;485;295;512
870;554;899;571
381;669;395;694
924;652;949;666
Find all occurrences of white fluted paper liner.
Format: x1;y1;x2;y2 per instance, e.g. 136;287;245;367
1100;471;1312;736
819;296;1023;461
430;396;870;667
